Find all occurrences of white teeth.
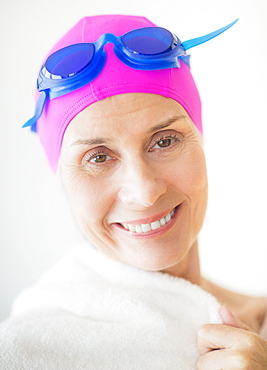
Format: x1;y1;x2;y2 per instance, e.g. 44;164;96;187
151;220;161;230
121;208;176;234
135;225;143;233
165;213;171;222
129;224;136;232
141;223;151;232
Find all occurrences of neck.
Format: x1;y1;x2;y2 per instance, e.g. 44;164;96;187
161;239;203;286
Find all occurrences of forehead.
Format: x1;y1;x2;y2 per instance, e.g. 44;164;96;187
63;93;192;141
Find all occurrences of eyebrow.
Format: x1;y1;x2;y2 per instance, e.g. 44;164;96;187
71;137;110;146
70;115;186;147
147;115;187;133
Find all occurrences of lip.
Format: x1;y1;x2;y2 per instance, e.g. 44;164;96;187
112;204;181;239
118;207;176;226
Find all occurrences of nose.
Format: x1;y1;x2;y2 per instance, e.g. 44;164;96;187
117;159;167;209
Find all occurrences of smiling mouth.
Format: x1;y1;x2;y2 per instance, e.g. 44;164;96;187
119;207;178;234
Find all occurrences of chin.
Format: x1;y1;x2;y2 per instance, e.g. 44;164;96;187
112;238;191;273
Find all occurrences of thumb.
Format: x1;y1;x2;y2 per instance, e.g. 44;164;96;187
220;304;252;332
197;305;252;356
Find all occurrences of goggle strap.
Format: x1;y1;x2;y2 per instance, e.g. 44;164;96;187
22;91;47;129
182;19;238;51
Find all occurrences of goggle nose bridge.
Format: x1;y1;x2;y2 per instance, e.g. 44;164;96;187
94;33;125;52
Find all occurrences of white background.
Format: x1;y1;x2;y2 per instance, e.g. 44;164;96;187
0;0;266;322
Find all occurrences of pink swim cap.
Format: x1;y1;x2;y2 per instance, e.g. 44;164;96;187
36;15;202;172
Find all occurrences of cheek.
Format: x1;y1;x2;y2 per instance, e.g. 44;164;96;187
168;145;208;236
167;145;208;198
62;169;115;225
182;148;208;229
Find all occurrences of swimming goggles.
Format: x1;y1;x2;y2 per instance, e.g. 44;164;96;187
23;19;238;130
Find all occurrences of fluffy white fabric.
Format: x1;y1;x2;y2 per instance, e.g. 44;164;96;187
0;243;222;369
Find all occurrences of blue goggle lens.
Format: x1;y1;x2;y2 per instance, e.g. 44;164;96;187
122;27;174;55
45;43;95;78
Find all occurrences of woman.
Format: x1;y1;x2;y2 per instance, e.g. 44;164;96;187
0;14;266;369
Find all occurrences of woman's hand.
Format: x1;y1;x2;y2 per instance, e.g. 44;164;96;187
197;304;267;369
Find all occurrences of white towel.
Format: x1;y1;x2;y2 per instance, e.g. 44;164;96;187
0;243;222;370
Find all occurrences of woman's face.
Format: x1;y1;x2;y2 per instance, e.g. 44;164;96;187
60;93;208;273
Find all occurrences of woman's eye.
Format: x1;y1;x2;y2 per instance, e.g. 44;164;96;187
156;138;172;148
151;134;180;150
90;154;112;163
82;149;114;165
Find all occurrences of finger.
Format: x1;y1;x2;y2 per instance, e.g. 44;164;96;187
197;323;247;355
220;304;252;331
197;348;246;370
198;330;267;370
